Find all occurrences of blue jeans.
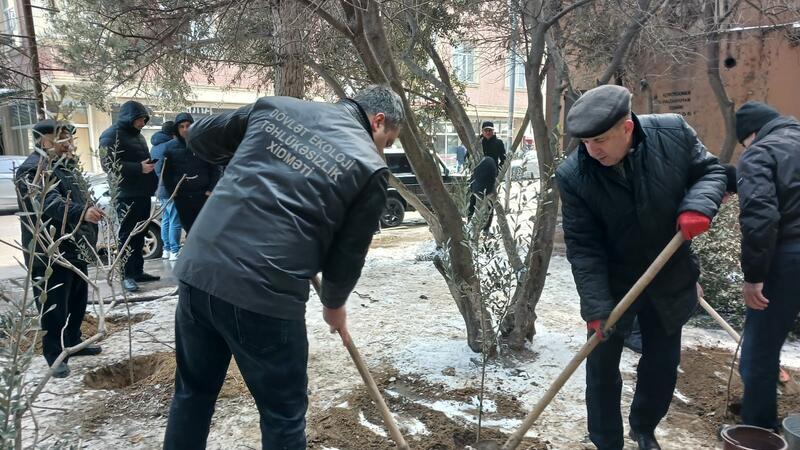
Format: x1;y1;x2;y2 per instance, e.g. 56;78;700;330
740;246;800;430
164;281;309;450
586;300;682;450
160;200;182;253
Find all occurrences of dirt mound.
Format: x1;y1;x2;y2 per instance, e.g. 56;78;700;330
82;312;154;337
671;346;800;435
308;372;548;450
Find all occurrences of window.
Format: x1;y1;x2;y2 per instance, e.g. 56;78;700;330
432;121;462;171
2;0;19;46
506;53;526;90
452;43;475;83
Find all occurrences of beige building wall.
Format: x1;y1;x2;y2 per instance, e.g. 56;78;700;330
628;25;800;162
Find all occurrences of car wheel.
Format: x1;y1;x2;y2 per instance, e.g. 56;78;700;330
380;197;405;228
143;224;163;260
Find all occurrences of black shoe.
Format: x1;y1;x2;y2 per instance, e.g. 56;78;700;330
72;344;102;357
50;362;70;378
133;272;161;282
629;430;661;450
123;278;140;292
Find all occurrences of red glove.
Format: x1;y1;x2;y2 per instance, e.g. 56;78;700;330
587;319;610;341
677;211;711;240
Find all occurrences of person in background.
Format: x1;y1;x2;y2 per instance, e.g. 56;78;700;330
99;100;160;292
162;113;221;238
16;120;104;378
150;121;182;260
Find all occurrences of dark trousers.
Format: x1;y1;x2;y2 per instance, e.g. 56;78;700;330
467;192;493;231
174;194;207;234
586;301;682;450
740;247;800;430
117;196;151;277
33;264;88;366
164;282;308;450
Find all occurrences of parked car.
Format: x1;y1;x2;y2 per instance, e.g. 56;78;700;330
0;156;29;212
510;147;539;180
381;148;465;228
89;174;164;260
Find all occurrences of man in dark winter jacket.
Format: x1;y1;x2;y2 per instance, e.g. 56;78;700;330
16;120;104;378
163;85;403;449
735;101;800;431
150;121;182;260
467;155;497;232
556;85;726;450
478;121;506;167
99;100;160;292
162;112;220;235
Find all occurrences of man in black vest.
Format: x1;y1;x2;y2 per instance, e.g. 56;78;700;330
556;85;726;450
99;100;160;292
735;101;800;431
163;86;404;449
16;120;104;378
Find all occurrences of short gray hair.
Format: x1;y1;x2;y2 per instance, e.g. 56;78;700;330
353;85;405;129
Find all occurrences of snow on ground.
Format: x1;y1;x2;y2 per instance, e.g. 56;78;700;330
16;221;800;449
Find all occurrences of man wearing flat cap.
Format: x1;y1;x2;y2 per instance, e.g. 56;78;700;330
16;120;105;378
555;85;726;450
735;101;800;431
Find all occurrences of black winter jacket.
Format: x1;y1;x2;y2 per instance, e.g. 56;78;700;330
470;156;498;194
99;101;157;198
174;97;389;320
481;135;506;167
555;113;726;335
16;150;98;269
162;135;221;197
737;116;800;283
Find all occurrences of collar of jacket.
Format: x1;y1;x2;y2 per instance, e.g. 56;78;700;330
752;115;800;146
577;112;646;172
337;98;373;138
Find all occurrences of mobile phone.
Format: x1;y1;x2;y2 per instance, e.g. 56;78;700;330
148;158;159;164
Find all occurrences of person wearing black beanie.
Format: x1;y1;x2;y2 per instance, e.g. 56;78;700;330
736;101;800;431
735;101;781;144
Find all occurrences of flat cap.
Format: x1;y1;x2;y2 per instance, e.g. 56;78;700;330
567;85;632;138
32;119;75;141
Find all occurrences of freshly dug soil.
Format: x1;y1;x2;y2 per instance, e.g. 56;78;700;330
307;371;548;450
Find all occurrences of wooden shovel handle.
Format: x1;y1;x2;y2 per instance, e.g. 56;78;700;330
310;275;410;450
698;296;741;342
502;231;685;450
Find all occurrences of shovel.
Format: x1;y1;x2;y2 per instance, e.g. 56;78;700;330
310;275;410;450
477;231;686;450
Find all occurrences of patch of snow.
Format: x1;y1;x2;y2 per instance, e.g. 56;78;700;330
673;390;691;404
358;411;387;437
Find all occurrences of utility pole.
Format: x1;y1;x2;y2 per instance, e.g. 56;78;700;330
504;0;518;207
20;0;45;120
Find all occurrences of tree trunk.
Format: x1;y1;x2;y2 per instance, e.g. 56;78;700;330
506;31;563;348
350;1;494;353
704;1;737;163
272;0;305;98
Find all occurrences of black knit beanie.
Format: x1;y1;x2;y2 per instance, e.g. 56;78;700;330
735;101;780;144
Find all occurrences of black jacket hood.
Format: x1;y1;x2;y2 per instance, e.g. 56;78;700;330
118;101;150;132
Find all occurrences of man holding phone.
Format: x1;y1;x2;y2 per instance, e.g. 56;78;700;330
100;100;160;292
